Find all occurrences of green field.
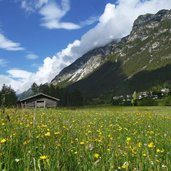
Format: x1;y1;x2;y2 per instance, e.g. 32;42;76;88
0;106;171;171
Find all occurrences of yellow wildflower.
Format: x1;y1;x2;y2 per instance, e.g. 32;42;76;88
94;153;99;159
45;132;50;137
156;149;161;153
23;140;30;145
118;127;122;131
137;142;142;148
0;139;7;144
143;153;147;157
54;132;60;135
40;155;48;160
80;141;85;145
156;159;160;163
148;142;155;148
126;137;131;141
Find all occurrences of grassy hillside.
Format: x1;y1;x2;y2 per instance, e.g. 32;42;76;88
68;62;171;98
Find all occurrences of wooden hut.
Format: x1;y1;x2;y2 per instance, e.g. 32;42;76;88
17;93;60;108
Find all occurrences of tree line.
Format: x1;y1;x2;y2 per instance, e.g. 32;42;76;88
0;84;17;107
31;83;83;107
0;83;83;107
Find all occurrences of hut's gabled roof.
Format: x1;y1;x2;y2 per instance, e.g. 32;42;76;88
19;93;60;102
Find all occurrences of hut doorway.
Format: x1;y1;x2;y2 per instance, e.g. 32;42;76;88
36;100;46;108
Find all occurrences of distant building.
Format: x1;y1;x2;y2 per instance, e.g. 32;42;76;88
161;88;170;94
17;93;60;108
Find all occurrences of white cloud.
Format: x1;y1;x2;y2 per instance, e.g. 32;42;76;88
80;16;99;27
7;69;33;79
39;1;80;30
38;0;48;7
0;58;8;67
0;73;33;93
21;1;33;12
0;75;18;90
1;0;171;93
21;0;48;12
20;0;97;30
0;33;24;51
26;53;39;60
0;69;34;93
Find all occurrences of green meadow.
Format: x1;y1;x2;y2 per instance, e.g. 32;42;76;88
0;106;171;171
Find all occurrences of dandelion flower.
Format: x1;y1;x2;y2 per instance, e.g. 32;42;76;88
94;153;99;159
0;139;7;144
126;137;131;141
137;142;142;148
45;132;50;137
156;149;161;153
54;132;60;135
143;153;147;157
23;140;30;145
40;155;48;160
80;141;85;145
148;142;155;148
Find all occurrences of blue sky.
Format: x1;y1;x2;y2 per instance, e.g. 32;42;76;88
0;0;113;72
0;0;171;93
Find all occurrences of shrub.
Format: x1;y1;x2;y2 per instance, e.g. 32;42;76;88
137;98;158;106
161;96;171;106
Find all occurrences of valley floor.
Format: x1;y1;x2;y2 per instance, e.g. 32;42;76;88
0;106;171;170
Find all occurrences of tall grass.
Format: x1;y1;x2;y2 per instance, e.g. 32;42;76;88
0;107;171;170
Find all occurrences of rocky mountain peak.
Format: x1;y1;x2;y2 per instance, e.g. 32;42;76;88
127;9;171;43
133;9;169;29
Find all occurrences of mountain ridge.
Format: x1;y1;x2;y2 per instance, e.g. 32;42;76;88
52;9;171;98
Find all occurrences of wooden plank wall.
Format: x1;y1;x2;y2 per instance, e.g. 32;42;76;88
22;97;58;108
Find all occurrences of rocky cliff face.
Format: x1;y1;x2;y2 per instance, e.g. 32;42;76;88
115;9;171;76
52;9;171;97
51;41;117;85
